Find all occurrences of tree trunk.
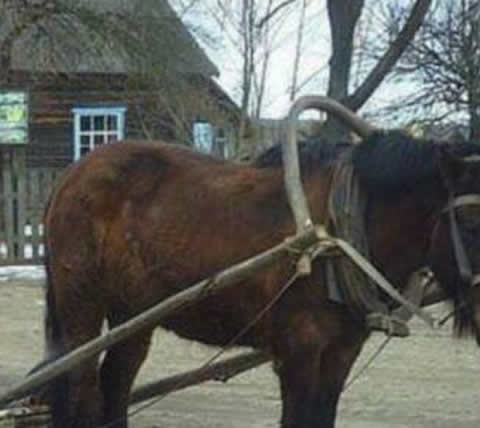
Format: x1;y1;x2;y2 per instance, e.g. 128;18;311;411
469;102;480;140
467;2;480;140
323;0;432;140
323;0;364;140
239;0;255;138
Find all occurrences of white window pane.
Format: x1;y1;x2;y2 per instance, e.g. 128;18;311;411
193;122;214;153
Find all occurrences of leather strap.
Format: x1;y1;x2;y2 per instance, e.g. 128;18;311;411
447;193;474;284
444;194;480;211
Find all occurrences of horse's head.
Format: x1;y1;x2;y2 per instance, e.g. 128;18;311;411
428;148;480;343
282;96;480;342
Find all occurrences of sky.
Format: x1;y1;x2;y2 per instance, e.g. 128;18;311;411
173;0;416;123
175;1;336;118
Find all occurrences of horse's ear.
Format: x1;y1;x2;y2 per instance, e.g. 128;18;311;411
437;146;466;189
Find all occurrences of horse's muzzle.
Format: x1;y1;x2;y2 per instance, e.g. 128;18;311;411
472;274;480;288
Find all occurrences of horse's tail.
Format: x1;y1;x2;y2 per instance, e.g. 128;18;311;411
44;251;63;360
43;223;70;427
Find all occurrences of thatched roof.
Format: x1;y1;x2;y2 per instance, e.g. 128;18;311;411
1;0;218;77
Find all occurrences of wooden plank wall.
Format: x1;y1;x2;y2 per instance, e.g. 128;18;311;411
0;147;62;265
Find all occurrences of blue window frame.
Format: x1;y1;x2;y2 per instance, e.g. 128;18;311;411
72;106;126;160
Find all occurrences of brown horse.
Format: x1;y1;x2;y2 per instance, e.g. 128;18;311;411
43;99;480;428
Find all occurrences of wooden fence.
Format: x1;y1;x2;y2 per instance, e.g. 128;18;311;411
0;147;63;265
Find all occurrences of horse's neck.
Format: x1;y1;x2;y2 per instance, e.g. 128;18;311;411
367;191;441;289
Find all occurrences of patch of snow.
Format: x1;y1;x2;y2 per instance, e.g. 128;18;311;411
0;265;45;282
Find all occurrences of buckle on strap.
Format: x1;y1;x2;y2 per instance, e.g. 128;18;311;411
366;313;410;337
447;193;474;284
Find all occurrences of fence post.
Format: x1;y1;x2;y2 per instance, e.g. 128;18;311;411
0;146;26;263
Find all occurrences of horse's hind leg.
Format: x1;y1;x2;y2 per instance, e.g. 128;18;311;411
49;299;105;428
100;312;153;428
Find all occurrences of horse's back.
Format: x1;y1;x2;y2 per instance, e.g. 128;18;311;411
47;141;228;220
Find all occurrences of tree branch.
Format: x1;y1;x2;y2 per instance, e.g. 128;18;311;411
257;0;296;29
346;0;433;111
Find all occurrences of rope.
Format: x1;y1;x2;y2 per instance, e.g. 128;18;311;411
119;267;393;425
344;289;454;393
343;335;392;391
437;300;468;327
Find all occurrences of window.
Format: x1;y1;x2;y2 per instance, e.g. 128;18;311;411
0;91;28;145
193;121;214;154
72;106;126;160
215;127;231;159
193;121;231;158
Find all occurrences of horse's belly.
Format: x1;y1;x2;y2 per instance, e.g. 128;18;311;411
158;298;257;347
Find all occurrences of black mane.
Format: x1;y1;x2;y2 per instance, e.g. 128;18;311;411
254;137;351;169
350;131;438;194
255;131;480;195
351;132;480;194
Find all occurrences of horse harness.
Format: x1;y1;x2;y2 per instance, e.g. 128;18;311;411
325;156;480;337
442;192;480;288
439;153;480;289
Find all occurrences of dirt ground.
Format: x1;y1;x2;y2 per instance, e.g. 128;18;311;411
0;277;480;428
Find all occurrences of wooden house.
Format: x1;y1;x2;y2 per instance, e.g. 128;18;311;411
0;0;239;263
0;0;239;167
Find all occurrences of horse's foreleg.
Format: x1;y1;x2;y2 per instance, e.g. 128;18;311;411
65;356;104;428
100;326;153;428
274;313;367;428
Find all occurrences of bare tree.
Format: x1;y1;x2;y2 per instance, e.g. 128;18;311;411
323;0;365;138
178;0;432;144
323;0;432;139
368;0;480;139
252;0;274;118
201;0;296;135
347;0;433;111
289;0;308;102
